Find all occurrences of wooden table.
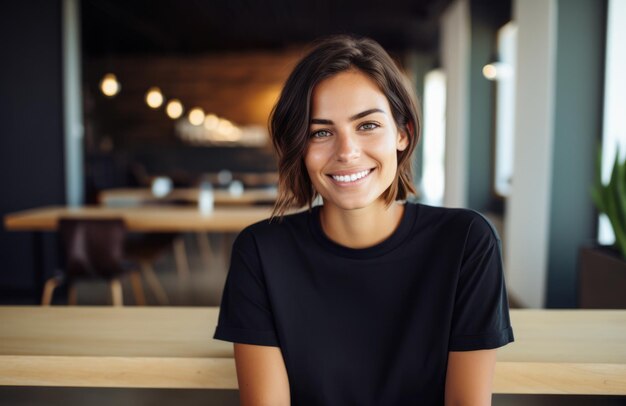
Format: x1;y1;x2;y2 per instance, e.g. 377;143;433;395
99;187;278;207
3;205;276;233
0;307;624;394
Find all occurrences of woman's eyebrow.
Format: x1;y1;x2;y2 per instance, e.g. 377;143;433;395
350;108;385;121
310;108;385;125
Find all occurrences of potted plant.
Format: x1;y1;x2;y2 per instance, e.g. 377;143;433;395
578;147;626;308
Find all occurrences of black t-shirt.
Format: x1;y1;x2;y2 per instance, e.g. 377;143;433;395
213;202;514;405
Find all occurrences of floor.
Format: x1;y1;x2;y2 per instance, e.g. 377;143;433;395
47;232;233;307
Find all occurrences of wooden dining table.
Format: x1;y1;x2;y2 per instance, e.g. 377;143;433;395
0;307;624;395
3;205;276;233
98;187;278;207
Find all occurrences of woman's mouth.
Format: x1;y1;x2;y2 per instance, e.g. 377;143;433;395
328;168;374;184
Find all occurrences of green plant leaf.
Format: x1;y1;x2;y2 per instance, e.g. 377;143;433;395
590;186;605;213
613;147;626;258
589;143;626;260
603;149;626;258
591;144;606;213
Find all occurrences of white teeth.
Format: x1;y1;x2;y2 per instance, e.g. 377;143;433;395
331;169;371;183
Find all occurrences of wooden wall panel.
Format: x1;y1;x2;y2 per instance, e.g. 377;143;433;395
84;50;305;146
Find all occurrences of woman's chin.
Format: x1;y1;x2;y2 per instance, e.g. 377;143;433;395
320;195;383;212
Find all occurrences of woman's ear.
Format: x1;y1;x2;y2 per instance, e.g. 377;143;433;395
397;122;412;151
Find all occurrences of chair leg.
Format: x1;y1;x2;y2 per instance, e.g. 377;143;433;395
197;232;213;272
129;271;146;306
68;284;78;305
221;234;232;270
140;261;169;305
41;277;61;306
109;279;123;306
173;236;190;280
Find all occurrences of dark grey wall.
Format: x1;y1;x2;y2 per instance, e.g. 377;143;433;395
406;51;437;193
467;5;496;212
546;0;607;308
0;1;65;297
467;0;511;213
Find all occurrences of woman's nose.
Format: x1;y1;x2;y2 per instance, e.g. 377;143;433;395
335;131;360;162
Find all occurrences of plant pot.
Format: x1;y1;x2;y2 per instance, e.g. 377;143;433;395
578;245;626;308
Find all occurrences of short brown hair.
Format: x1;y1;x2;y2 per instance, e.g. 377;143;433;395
270;35;421;218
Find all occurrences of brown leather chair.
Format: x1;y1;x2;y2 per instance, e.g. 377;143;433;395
41;218;146;306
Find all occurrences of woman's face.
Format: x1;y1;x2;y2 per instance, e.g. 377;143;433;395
305;69;408;212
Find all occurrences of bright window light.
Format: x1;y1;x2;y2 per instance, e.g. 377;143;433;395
421;69;446;206
599;0;626;245
494;21;518;197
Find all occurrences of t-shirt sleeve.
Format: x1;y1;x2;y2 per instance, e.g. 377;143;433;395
213;228;280;347
448;212;515;351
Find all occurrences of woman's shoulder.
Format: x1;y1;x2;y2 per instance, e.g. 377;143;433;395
237;207;314;243
413;202;500;242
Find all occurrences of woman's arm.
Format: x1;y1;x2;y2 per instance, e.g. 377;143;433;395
234;343;291;406
444;349;497;406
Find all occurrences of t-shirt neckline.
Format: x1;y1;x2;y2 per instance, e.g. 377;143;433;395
308;202;419;259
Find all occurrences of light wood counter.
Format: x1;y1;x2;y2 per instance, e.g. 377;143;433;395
0;307;233;389
494;310;626;394
0;307;624;394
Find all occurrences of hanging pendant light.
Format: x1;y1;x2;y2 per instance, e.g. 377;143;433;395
166;99;184;119
188;107;205;126
145;87;164;108
100;73;120;97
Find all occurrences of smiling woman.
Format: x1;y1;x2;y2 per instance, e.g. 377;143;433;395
213;35;514;406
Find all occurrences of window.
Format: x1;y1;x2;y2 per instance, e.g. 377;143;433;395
420;69;446;206
493;22;518;198
599;0;626;245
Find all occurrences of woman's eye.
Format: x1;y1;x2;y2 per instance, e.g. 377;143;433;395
359;122;379;131
311;129;331;138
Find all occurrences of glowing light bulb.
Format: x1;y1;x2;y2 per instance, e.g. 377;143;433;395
217;119;233;134
226;127;242;141
145;87;164;108
204;114;219;130
482;64;498;80
188;107;205;126
482;62;512;81
166;99;183;119
100;73;120;97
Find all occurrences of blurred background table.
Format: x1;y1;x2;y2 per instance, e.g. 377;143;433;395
4;205;275;233
0;308;624;394
98;187;278;207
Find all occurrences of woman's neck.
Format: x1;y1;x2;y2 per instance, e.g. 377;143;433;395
319;200;405;249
